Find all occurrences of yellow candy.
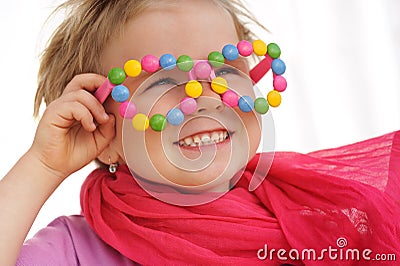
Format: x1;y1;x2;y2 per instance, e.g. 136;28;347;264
124;60;142;77
253;40;267;56
211;77;228;94
267;90;282;107
185;80;203;98
132;113;149;131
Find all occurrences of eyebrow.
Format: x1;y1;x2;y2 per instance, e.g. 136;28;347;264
140;77;179;95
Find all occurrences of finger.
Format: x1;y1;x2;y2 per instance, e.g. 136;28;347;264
61;90;109;124
93;114;116;152
52;101;97;132
63;73;106;95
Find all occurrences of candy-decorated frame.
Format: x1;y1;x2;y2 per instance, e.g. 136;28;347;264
94;40;287;131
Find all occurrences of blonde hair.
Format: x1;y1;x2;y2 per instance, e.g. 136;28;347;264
34;0;265;117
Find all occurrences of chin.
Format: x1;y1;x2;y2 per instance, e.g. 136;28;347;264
162;152;247;190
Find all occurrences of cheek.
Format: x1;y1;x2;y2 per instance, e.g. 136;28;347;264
238;111;262;154
149;88;187;115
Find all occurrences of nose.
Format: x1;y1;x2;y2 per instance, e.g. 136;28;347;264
195;82;225;114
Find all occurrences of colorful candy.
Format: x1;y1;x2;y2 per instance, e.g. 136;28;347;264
252;40;267;56
267;43;281;59
237;40;253;57
185;80;203;98
273;75;287;92
267;90;282;107
254;97;269;114
177;55;194;72
94;39;288;132
238;96;254;113
108;68;126;85
119;101;137;119
124;60;142;77
180;97;197;115
222;44;239;61
211;77;228;94
166;108;184;126
208;51;225;68
132;113;149;131
159;54;177;70
111;85;130;102
141;55;160;73
271;58;286;75
149;114;167;132
194;61;212;80
222;90;239;107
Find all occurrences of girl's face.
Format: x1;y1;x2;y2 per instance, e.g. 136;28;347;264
101;0;261;192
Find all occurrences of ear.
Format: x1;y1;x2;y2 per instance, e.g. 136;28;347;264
97;142;121;165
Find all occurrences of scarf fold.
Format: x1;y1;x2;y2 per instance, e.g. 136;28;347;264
81;131;400;265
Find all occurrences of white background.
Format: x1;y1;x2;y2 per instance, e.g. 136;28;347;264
0;0;399;239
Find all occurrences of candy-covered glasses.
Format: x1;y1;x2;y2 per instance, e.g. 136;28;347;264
94;40;287;131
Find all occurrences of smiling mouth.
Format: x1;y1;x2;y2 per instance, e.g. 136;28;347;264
174;130;232;147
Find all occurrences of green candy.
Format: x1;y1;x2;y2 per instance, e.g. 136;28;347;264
177;55;194;72
108;67;126;85
254;97;269;114
267;43;281;59
149;114;167;132
208;51;225;68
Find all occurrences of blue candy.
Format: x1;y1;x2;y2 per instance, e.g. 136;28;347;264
238;96;254;112
159;53;177;70
166;108;184;126
222;44;239;61
271;59;286;75
111;85;130;102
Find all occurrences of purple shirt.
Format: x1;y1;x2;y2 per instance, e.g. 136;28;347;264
16;215;138;266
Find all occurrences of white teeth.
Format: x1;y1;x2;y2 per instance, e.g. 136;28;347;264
219;132;224;141
184;137;193;145
193;136;201;144
201;134;211;143
178;131;230;147
211;132;219;142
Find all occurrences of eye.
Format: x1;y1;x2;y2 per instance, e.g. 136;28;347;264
143;77;178;93
215;67;240;76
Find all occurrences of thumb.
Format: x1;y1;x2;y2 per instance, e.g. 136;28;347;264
94;114;116;153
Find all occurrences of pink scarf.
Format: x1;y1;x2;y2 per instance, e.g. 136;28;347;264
81;131;400;265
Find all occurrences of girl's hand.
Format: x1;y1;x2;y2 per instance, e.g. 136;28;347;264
29;73;115;180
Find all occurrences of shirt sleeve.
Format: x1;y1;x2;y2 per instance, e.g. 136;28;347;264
16;216;80;266
16;215;137;266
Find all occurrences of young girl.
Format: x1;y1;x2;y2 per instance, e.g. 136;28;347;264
1;0;399;265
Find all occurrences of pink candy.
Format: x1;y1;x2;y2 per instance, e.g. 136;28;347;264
222;90;239;107
273;75;287;92
119;101;137;119
237;40;253;57
141;55;160;73
194;61;212;80
180;97;197;115
94;79;114;104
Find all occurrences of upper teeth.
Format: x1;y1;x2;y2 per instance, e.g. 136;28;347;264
179;131;229;147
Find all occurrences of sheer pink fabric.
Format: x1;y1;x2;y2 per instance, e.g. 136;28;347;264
81;131;400;265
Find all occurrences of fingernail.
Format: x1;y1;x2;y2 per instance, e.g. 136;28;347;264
90;122;97;130
103;113;109;120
